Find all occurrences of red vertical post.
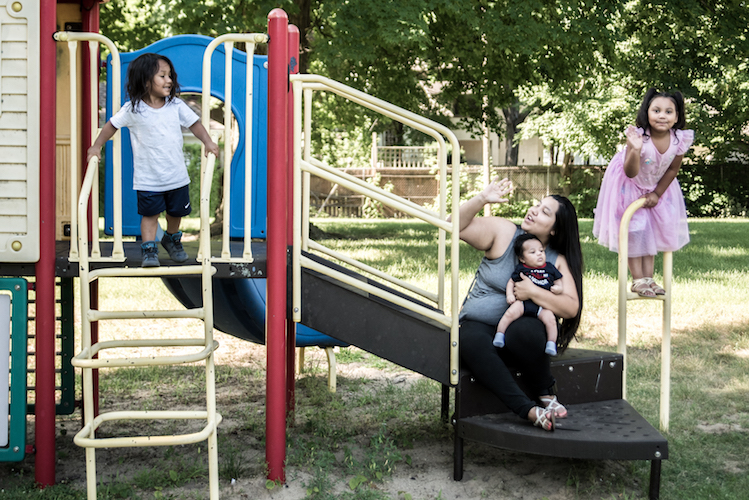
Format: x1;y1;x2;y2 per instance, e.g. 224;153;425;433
82;0;101;420
285;24;300;421
266;8;289;483
37;0;58;486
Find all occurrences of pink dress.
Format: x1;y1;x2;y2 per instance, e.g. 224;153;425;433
593;127;694;257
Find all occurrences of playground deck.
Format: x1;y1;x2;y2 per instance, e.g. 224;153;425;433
0;240;267;279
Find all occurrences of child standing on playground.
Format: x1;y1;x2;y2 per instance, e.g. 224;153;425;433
87;53;219;267
593;88;694;297
493;233;563;356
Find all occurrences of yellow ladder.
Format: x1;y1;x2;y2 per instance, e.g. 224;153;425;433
71;151;222;499
617;198;673;432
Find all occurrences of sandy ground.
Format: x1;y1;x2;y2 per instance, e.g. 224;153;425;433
10;331;647;500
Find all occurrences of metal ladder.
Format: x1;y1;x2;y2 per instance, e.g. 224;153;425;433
617;198;673;431
71;153;222;500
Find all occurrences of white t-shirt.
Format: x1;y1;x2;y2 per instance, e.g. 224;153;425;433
110;97;199;192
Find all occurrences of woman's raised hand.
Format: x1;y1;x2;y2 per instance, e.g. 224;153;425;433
481;177;514;204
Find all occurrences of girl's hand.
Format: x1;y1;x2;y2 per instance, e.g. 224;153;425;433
86;146;102;165
625;125;643;151
481;177;514;205
641;191;660;208
205;140;220;158
506;294;516;305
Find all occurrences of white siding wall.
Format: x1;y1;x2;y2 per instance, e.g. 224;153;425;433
0;1;39;262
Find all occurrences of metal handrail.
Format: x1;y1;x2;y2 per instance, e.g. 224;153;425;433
617;198;673;431
200;33;268;262
291;74;462;385
71;144;222;499
306;240;439;304
53;32;124;261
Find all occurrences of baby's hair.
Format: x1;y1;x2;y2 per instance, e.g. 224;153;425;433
635;88;686;132
514;233;542;259
126;53;179;112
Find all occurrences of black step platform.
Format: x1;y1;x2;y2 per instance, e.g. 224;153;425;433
453;348;667;500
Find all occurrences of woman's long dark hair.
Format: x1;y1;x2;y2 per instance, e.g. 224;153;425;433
547;195;583;353
126;53;179;112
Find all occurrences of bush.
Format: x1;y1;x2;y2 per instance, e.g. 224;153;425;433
680;163;749;217
184;143;223;217
564;167;603;218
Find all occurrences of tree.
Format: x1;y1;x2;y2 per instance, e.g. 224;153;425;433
425;0;619;165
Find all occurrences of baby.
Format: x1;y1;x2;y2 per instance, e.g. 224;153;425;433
493;233;563;356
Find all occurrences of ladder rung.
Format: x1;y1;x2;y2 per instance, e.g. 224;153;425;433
87;308;205;321
73;339;218;368
87;265;213;280
626;292;667;301
73;410;222;449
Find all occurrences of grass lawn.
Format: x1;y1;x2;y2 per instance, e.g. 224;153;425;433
1;217;747;499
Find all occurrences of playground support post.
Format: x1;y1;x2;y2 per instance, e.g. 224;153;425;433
286;24;300;421
617;197;672;432
37;0;57;486
266;8;289;483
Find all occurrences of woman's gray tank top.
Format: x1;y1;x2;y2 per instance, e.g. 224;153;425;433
459;226;559;326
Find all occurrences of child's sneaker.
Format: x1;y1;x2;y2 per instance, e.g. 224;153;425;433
492;331;505;348
141;241;160;268
161;231;188;263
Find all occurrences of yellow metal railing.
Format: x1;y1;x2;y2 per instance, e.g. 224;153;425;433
53;32;124;262
617;198;673;431
290;74;462;385
199;33;268;262
71;149;222;500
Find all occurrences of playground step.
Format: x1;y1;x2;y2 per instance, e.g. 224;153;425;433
456;346;625;418
300;252;452;385
453;347;667;500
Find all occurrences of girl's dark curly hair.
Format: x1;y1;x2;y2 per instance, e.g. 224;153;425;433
126;53;179;112
635;88;686;134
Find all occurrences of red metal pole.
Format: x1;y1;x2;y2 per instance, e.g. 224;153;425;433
82;0;101;421
285;24;300;422
266;8;289;483
36;0;58;486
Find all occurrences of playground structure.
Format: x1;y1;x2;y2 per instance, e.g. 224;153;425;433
617;198;673;432
2;2;671;499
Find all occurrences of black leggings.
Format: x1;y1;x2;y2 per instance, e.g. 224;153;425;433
460;316;555;418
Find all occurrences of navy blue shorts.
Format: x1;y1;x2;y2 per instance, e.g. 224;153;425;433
137;185;192;217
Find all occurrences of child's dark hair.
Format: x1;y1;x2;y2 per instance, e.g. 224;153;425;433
513;233;542;260
126;53;179;112
635;88;686;132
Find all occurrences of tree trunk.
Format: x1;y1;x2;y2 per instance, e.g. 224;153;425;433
290;0;312;74
560;151;574;197
502;106;520;166
501;99;531;166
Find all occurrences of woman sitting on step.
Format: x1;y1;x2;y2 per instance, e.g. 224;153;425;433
450;178;583;431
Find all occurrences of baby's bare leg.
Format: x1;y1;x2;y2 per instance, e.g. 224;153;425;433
493;301;524;348
538;308;558;356
497;301;524;334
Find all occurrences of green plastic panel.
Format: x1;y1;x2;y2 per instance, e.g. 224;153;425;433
1;277;28;462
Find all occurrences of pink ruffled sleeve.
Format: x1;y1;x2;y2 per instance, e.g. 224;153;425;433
674;129;694;155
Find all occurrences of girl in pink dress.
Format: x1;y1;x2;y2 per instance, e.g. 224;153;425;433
593;89;694;297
